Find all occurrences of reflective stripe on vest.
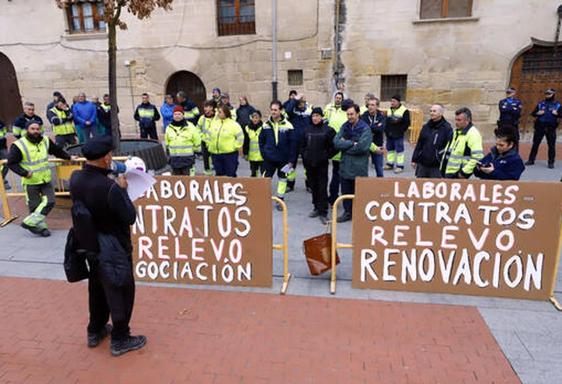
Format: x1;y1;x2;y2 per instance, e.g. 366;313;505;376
387;104;407;119
138;107;155;119
49;107;75;136
14;136;51;185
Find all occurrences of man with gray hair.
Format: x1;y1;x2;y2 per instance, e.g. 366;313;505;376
412;104;452;178
440;107;484;178
12;102;44;139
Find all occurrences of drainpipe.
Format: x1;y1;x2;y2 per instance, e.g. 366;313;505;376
272;0;278;101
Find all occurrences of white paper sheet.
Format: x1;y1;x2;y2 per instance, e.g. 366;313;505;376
124;168;156;202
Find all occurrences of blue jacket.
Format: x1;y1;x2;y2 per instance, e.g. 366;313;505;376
334;119;371;179
160;101;175;130
72;101;97;128
498;97;522;125
474;147;525;181
532;99;561;126
259;116;296;164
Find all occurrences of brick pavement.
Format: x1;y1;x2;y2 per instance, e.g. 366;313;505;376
0;277;519;384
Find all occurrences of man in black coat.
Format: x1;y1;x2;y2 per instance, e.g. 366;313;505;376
301;107;336;224
69;136;146;357
411;104;453;178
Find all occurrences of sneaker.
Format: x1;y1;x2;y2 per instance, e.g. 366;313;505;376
21;222;43;236
88;324;112;348
525;160;534;166
336;212;352;223
383;164;393;171
308;209;320;218
319;215;329;225
110;335;147;357
40;229;51;237
394;167;404;174
548;163;555;169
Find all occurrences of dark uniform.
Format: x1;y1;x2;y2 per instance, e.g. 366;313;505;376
527;90;560;168
69;136;144;355
498;95;522;139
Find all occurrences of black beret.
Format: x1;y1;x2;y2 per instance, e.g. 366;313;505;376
82;136;114;160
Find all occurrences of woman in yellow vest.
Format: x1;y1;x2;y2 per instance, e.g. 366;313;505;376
7;121;74;237
165;106;201;176
243;110;264;177
46;98;76;148
205;105;244;177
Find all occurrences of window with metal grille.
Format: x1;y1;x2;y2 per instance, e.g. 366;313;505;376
420;0;472;19
381;75;408;101
217;0;256;36
522;47;562;73
66;1;106;34
288;70;303;86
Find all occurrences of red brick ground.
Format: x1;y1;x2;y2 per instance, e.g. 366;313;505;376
0;277;519;384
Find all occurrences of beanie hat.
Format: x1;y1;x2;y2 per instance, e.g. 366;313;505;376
311;107;323;116
173;105;184;114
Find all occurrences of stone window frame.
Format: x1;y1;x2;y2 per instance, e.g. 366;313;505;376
64;0;106;35
216;0;256;36
288;70;304;86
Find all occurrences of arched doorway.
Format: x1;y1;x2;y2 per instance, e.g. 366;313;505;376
0;52;23;125
165;71;206;111
510;41;562;135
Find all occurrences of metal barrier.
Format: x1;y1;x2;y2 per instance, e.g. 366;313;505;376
0;157;128;226
330;194;354;294
272;196;292;294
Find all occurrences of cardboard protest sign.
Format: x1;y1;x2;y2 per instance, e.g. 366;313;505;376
132;176;273;287
352;178;562;300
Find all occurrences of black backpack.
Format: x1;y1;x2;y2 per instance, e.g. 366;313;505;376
63;200;99;282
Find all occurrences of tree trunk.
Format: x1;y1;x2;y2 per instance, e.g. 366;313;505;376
108;10;120;149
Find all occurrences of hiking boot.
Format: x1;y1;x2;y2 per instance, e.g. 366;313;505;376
383;164;393;171
548;163;555;169
525;160;534;166
394;167;404;174
308;209;320;218
88;324;112;348
110;335;147;357
40;229;51;237
336;212;352;223
21;222;43;236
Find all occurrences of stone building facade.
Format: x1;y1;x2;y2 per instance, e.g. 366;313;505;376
1;0;561;139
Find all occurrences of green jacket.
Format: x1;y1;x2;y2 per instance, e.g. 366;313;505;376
334;119;372;180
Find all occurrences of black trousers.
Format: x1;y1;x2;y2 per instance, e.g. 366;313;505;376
529;124;557;164
340;178;355;215
328;160;340;205
87;258;135;341
250;161;264;177
306;163;329;215
140;125;158;140
201;142;212;172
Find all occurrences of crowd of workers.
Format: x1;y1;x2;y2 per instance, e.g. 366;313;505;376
0;85;559;234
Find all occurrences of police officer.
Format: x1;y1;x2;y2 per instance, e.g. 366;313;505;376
133;93;160;140
498;87;522;137
440;107;484;178
69;136;146;357
7;121;74;236
205;104;244;177
259;100;296;210
12;101;43;139
526;88;560;169
47;98;77;148
165;105;201;175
